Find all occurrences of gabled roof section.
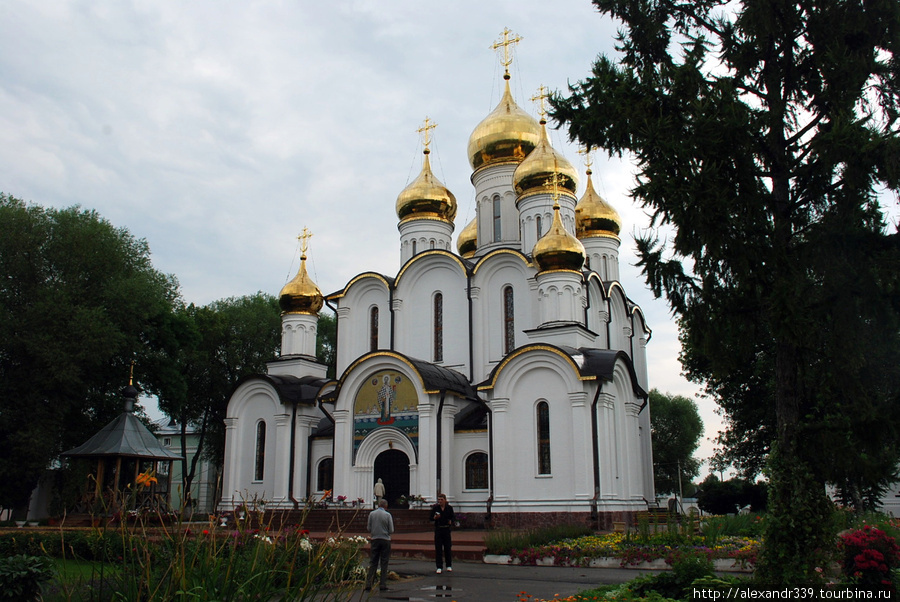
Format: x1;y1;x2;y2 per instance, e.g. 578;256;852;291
395;249;469;287
62;412;183;460
478;344;647;399
331;350;478;401
234;373;335;406
326;272;394;301
471;247;532;274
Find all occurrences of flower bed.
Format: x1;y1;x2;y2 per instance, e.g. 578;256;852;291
494;531;759;570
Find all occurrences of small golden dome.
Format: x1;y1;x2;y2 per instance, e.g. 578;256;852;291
532;203;585;272
457;216;477;258
279;254;323;315
467;77;542;170
575;169;621;238
513;121;578;197
396;149;457;223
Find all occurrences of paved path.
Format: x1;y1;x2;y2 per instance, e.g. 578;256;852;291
345;557;656;602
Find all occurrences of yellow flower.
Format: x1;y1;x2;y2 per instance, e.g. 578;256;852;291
135;470;158;488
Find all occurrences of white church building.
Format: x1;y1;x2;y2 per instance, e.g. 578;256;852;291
221;37;655;528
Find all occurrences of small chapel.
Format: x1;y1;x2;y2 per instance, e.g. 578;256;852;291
221;31;655;528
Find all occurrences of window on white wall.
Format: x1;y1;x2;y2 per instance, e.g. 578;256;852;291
465;452;489;489
254;421;266;481
317;458;334;491
493;197;502;242
434;293;443;362
369;306;379;352
503;286;515;355
537;402;551;475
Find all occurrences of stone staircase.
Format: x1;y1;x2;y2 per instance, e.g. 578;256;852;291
261;508;487;561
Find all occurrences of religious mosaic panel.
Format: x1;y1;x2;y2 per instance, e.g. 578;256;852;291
353;370;419;459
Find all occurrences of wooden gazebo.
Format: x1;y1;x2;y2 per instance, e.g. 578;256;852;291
61;381;183;512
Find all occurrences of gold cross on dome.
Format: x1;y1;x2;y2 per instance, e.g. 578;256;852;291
491;28;523;75
543;170;566;202
297;227;313;256
530;84;550;121
577;146;594;170
416;116;437;151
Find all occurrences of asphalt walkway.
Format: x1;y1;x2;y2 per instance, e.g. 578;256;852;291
346;557;655;602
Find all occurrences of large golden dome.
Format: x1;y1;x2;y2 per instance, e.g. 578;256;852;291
457;216;477;258
396;149;457;223
575;168;621;238
467;77;542;171
279;254;324;315
532;203;585;272
513;120;578;198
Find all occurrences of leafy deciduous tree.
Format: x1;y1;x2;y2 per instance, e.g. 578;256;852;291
649;388;703;496
0;194;179;513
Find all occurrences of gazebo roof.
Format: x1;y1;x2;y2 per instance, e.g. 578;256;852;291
61;385;183;461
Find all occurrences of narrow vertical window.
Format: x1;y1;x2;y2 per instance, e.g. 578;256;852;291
317;458;334;492
412;240;417;255
369;306;379;352
503;286;515;355
537;402;551;475
465;452;489;490
254;421;266;481
430;240;435;249
493;198;502;242
536;215;542;239
434;293;443;362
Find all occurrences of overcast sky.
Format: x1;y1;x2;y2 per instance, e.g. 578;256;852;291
0;1;749;470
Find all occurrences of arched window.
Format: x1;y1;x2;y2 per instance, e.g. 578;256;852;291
536;215;542;239
430;239;435;249
433;292;443;362
492;197;502;242
503;286;515;355
465;452;489;490
412;240;417;255
254;421;266;481
317;458;334;492
537;402;551;475
369;306;379;352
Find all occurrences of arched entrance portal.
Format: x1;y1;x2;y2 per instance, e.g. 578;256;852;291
374;449;410;508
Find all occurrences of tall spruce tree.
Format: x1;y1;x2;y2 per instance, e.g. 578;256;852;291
553;0;900;583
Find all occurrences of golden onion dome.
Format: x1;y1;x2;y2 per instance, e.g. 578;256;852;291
279;254;324;315
457;216;477;258
513;120;578;198
575;168;621;238
396;149;457;223
532;202;586;272
467;76;542;170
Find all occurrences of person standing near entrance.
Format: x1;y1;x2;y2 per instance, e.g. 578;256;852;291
374;478;386;507
365;498;394;591
430;493;455;574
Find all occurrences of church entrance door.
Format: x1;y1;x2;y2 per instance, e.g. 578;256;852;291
374;449;410;508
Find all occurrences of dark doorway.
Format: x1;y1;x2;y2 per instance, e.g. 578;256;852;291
374;449;410;508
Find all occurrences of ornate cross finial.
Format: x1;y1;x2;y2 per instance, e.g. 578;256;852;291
530;84;550;121
491;27;523;76
577;146;594;170
543;171;566;203
416;116;437;152
298;227;313;257
128;360;135;386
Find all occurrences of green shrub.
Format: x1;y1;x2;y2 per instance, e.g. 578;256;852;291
628;553;715;599
484;523;593;555
0;555;55;601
